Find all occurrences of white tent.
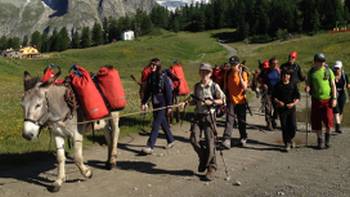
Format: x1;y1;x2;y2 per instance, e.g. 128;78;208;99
121;30;135;41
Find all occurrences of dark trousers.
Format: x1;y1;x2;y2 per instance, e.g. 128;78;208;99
190;114;217;169
147;109;175;148
265;95;278;126
223;102;247;140
278;108;296;144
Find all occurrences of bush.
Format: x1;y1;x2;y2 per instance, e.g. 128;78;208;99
276;29;290;41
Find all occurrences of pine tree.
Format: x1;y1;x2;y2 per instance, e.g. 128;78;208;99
80;27;91;48
41;32;49;52
0;36;7;50
22;35;28;47
56;27;70;51
71;29;80;49
92;22;103;46
30;31;42;49
102;17;109;44
150;5;170;29
7;37;20;50
108;18;119;42
49;29;59;51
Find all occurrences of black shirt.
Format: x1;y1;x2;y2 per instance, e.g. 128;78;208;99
272;81;300;110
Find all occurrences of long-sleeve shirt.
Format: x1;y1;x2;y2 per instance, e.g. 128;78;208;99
272;81;300;111
142;71;173;108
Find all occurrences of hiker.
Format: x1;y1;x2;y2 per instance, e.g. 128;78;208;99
182;63;225;181
140;58;176;154
280;51;306;85
222;55;249;149
332;61;350;134
305;53;337;149
272;69;300;152
259;57;281;130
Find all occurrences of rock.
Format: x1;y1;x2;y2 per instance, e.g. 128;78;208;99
147;184;152;188
233;180;241;186
204;182;210;186
243;167;248;171
277;191;285;196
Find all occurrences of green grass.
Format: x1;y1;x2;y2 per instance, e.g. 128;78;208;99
2;29;350;153
0;29;227;153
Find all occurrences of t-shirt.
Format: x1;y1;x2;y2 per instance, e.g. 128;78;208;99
272;82;300;111
308;66;335;100
227;70;248;104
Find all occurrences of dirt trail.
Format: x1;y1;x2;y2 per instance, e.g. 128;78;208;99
1;95;350;197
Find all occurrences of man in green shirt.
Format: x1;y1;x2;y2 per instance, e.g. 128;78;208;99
306;53;337;149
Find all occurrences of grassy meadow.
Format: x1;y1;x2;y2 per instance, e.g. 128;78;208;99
0;29;228;153
1;29;350;153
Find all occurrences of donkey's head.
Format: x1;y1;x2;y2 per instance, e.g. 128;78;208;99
21;69;61;141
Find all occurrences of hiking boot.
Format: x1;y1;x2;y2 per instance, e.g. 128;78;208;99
240;138;247;147
222;139;231;149
166;141;176;149
291;140;296;149
205;166;216;181
335;124;343;134
141;147;153;155
266;123;273;131
198;160;206;173
325;133;330;149
317;137;324;150
272;121;277;129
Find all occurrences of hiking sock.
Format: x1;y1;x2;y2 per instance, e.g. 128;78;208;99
325;133;330;148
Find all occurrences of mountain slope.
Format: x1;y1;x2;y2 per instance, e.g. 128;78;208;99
0;0;156;38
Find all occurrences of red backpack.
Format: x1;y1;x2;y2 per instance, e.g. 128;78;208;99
169;64;190;95
70;65;109;120
96;66;127;111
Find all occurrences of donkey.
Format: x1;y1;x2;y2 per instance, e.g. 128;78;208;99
21;70;120;192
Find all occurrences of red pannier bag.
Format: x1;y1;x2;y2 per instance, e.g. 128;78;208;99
169;63;190;95
70;65;109;120
41;66;64;84
96;66;127;111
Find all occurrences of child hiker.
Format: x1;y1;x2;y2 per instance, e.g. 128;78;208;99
272;69;300;152
182;63;225;181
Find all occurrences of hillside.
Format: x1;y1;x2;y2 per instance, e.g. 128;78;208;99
0;0;156;38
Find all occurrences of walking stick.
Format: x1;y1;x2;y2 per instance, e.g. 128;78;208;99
305;94;310;147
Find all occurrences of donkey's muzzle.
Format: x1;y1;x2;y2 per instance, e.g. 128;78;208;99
23;121;40;140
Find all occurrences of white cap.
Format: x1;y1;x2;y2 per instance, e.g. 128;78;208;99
333;60;343;69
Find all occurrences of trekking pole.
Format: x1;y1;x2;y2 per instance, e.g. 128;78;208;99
305;94;309;147
208;109;231;181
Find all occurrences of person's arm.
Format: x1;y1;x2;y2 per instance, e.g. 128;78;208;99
330;71;337;108
287;85;300;109
272;84;284;108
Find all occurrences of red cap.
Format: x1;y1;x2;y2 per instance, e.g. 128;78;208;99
262;60;270;70
289;51;298;59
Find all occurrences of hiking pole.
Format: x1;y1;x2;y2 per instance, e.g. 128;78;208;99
208;108;231;181
305;94;310;147
190;94;230;180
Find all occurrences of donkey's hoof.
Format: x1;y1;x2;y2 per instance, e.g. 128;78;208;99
82;168;93;179
105;162;116;170
48;184;61;193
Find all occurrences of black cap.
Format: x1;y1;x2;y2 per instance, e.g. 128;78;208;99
314;53;326;62
229;55;240;65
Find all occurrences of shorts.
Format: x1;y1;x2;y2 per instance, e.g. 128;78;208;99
333;93;346;114
311;99;334;130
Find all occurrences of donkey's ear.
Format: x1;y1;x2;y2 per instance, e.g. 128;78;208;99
24;71;32;81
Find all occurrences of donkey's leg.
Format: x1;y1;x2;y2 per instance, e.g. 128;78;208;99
109;112;120;169
51;136;66;192
73;130;92;179
103;124;112;169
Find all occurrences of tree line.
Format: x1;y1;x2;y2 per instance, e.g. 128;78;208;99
1;0;350;53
